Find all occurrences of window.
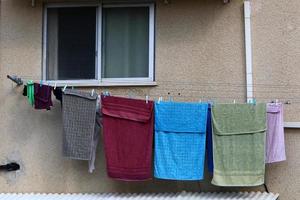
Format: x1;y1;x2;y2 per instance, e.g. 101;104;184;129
43;3;155;86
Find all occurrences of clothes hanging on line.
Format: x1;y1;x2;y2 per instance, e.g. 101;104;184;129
154;101;208;180
34;83;53;110
26;80;34;106
22;85;27;96
211;103;266;187
101;95;154;181
89;110;102;173
53;87;63;104
62;89;99;172
266;103;286;163
206;104;214;174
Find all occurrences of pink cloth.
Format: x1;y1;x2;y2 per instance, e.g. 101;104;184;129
266;103;286;163
101;95;154;181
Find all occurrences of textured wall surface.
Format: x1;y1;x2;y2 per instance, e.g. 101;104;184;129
251;1;300;199
0;0;299;199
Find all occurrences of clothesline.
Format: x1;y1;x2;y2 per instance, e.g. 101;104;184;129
7;74;300;88
7;74;300;104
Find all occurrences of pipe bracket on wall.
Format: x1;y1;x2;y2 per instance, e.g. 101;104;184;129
7;75;23;86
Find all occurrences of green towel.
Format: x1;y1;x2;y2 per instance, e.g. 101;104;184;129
27;80;34;106
212;103;266;187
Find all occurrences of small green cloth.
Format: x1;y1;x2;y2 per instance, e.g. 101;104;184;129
212;103;266;186
27;80;34;106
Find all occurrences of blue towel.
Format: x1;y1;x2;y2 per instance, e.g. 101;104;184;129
154;101;208;180
206;104;214;173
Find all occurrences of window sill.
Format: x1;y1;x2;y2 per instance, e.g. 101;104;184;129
46;80;157;87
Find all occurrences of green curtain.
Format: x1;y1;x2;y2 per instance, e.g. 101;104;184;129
102;7;149;78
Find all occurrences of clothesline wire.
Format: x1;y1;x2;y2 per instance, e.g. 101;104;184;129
7;74;300;88
100;93;300;104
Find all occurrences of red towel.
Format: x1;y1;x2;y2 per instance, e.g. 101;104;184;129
101;95;154;181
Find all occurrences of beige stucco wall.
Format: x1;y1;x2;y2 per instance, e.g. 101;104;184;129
0;0;299;199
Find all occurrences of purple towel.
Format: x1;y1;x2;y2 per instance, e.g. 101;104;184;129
266;103;286;163
34;83;53;110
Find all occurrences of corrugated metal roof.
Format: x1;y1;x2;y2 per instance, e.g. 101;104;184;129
0;192;279;200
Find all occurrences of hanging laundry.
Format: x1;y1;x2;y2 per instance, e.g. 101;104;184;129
34;83;53;110
206;104;214;174
22;85;27;96
154;101;208;180
62;89;98;167
211;103;266;186
53;87;63;104
89;110;102;173
266;103;286;163
101;95;154;181
26;80;34;106
88;96;103;173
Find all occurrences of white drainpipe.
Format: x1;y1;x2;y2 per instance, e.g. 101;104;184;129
244;1;253;102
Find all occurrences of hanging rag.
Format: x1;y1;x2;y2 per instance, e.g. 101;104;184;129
266;103;286;163
211;103;266;187
26;80;34;106
23;85;27;96
34;83;53;110
88;96;103;173
154;101;208;180
101;95;154;181
62;89;98;163
206;104;214;173
53;87;63;103
88;110;102;173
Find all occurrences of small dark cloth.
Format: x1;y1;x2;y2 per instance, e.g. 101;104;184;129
34;83;53;110
23;85;27;96
53;88;63;102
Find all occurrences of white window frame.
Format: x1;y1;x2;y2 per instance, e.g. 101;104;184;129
42;2;155;87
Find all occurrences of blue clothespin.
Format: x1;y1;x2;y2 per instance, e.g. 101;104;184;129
247;98;256;105
40;80;43;87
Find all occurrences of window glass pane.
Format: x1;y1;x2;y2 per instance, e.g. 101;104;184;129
102;7;149;78
46;7;96;80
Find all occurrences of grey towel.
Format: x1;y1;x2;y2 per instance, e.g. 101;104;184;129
62;89;98;161
88;110;102;173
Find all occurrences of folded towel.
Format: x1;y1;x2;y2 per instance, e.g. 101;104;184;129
62;89;98;161
211;103;266;186
266;103;286;163
154;101;208;180
102;95;154;181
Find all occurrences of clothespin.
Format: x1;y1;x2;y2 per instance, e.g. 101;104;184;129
158;96;163;103
275;99;279;105
91;89;95;96
63;84;67;92
146;95;149;104
54;83;57;90
233;99;236;104
103;91;110;97
248;98;256;105
40;80;43;87
199;99;202;103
